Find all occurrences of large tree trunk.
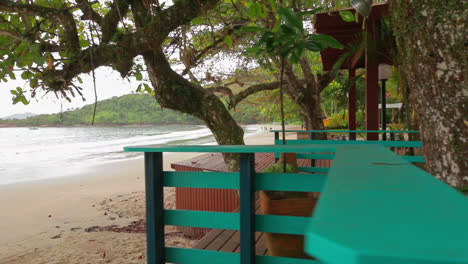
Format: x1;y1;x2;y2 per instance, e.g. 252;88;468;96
127;0;244;171
144;48;245;170
299;85;326;137
389;0;468;187
284;60;327;140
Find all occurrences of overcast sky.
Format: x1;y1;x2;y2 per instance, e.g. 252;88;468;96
0;67;137;118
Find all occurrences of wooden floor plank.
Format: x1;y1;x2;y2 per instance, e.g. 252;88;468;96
219;231;240;252
193;196;268;254
255;232;268;256
193;228;223;249
186;155;319;256
234;232;262;253
172;152;327;173
205;229;237;251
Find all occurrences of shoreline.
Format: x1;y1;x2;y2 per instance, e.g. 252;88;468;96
0;122;285;128
0;124;276;186
0;128;297;263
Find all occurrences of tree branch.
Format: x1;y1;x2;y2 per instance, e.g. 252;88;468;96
229;81;280;108
181;36;224;75
181;22;246;76
283;60;305;95
208;81;281;109
299;57;315;83
0;27;63;52
75;0;103;26
0;30;25;42
39;32;144;95
155;0;220;40
0;0;80;54
207;85;235;98
100;0;131;42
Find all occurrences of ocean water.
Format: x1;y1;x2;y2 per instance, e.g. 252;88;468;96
0;125;262;185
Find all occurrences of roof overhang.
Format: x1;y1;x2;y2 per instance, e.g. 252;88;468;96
315;3;391;71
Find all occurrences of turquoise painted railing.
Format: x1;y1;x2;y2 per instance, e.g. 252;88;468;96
270;129;420;141
125;145;332;264
124;144;468;264
272;130;424;163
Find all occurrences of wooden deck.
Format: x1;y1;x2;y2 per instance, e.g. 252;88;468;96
193;200;269;256
171;152;313;172
173;152;329;255
171;152;330;238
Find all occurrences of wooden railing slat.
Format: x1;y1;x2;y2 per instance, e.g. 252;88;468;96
165;247;319;264
165;210;311;235
164;171;325;192
276;139;422;148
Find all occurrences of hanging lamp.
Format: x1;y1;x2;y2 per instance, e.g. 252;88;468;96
351;0;373;17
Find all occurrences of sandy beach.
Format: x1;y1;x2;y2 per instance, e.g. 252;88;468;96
0;128;296;263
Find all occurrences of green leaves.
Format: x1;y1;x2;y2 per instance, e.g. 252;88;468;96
339;10;355;22
224;35;233;48
247;2;266;20
10;87;29;105
79;39;90;48
248;8;344;64
191;17;204;25
277;8;303;33
136;83;153;94
30;44;42;55
236;26;265;33
135;72;143;81
298;8;325;17
309;34;344;50
21;71;34;80
303;39;323;52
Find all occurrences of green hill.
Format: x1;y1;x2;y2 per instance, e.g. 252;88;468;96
0;93;296;126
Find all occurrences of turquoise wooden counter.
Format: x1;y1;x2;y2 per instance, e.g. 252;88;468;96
304;144;468;264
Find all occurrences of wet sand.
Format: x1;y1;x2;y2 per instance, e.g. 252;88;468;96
0;128;297;263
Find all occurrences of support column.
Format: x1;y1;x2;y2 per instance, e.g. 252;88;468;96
274;132;279;162
145;152;165;264
381;79;387;140
348;68;357;140
240;153;255;264
365;20;379;141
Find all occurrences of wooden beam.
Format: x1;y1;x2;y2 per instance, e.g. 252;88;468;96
348;68;357;140
144;152;165;264
365;21;379;141
240;153;255;264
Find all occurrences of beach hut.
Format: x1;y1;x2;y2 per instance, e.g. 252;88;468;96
315;2;392;140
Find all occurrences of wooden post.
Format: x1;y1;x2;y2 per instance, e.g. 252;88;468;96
348;68;357;140
274;132;279;162
390;132;395;152
365;20;379;141
144;152;165;264
240;153;256;264
381;79;387;141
